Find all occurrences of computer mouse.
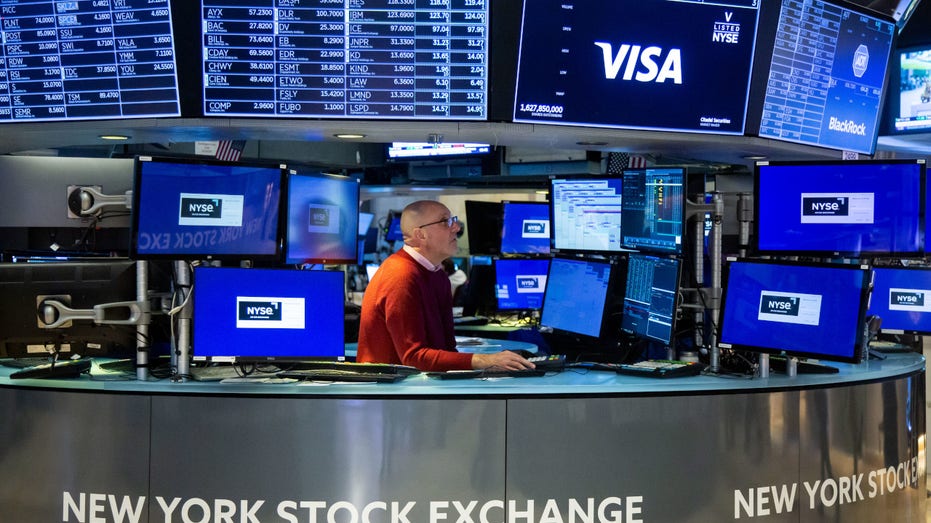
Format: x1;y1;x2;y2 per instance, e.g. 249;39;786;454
508;349;535;359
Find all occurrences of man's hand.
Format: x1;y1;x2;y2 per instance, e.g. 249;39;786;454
471;351;535;371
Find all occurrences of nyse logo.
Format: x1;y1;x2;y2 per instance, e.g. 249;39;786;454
760;294;800;317
891;290;925;308
712;12;740;44
758;290;821;326
521;219;549;239
803;197;849;217
310;207;330;227
517;277;540;290
307;203;340;234
515;275;546;293
594;42;682;84
238;300;282;322
180;197;222;219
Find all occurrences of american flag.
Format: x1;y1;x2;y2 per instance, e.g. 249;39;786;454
215;140;246;162
606;152;647;173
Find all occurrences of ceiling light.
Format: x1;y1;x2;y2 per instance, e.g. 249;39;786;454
742;154;767;160
99;134;130;141
334;133;366;139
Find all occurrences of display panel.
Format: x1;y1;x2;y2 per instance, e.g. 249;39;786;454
384;216;403;242
130;156;285;261
621;254;680;346
868;266;931;334
387;142;491;160
621;168;685;254
284;171;360;265
894;45;931;133
540;256;615;339
549;177;624;255
500;201;550;255
464;200;502;255
718;259;872;364
0;0;180;121
201;1;489;119
513;0;761;134
754;160;925;256
192;266;345;361
753;0;895;154
494;257;549;312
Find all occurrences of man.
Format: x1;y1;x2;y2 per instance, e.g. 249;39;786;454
358;200;534;372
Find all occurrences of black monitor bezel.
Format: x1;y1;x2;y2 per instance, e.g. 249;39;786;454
548;175;627;257
492;256;551;313
620;167;687;255
500;200;551;255
283;170;362;266
620;253;682;346
869;265;931;335
539;254;622;345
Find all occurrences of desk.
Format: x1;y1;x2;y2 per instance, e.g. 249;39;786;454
343;337;538;358
0;353;924;522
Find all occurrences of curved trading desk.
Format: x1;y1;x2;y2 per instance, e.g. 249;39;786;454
0;353;924;522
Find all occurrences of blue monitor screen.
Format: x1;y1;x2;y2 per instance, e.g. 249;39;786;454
192;267;345;361
285;172;360;265
131;157;284;261
513;0;761;134
621;254;681;345
622;168;685;254
494;258;550;311
868;267;931;334
754;160;924;256
719;260;871;363
501;202;550;255
384;217;404;242
540;257;614;338
549;177;624;254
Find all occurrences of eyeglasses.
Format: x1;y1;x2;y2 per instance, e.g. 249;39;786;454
416;215;459;229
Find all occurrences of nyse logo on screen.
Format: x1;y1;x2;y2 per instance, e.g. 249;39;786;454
310;208;330;227
757;290;822;326
799;192;874;225
516;275;547;293
178;193;244;227
802;197;849;217
759;295;800;317
180;197;222;219
594;42;682;84
712;12;740;44
307;204;340;234
236;296;305;329
889;288;931;312
522;219;550;239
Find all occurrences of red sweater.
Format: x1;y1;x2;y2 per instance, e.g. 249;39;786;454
357;249;472;371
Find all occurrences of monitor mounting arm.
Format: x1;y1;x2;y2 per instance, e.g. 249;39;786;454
36;295;149;329
67;186;132;218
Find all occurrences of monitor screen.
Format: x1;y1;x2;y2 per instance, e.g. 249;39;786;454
718;259;872;364
893;46;931;133
201;2;489;120
284;172;360;265
192;266;345;361
464;200;503;255
513;0;761;134
549;177;624;254
868;266;931;334
0;260;139;359
0;0;180;122
621;254;681;345
384;216;404;242
752;0;895;154
387;142;491;160
358;212;375;236
131;156;285;261
540;256;615;339
500;201;550;255
494;258;550;312
754;160;925;256
621;168;685;254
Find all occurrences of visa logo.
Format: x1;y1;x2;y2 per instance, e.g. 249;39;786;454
517;277;540;289
802;197;849;217
238;301;282;321
891;291;924;307
759;295;800;316
180;197;222;219
594;42;682;84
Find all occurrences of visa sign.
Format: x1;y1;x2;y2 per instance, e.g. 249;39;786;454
594;42;682;84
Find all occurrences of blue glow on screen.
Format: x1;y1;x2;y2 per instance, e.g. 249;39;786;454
540;257;613;338
495;258;550;311
501;202;550;254
285;173;360;264
868;267;931;334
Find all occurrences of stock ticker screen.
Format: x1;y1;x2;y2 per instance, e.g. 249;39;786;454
512;0;761;134
202;0;489;119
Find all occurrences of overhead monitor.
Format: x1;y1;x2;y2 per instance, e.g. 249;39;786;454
754;159;925;257
512;0;761;134
130;156;286;262
387;142;491;160
893;45;931;133
284;171;361;265
750;0;896;154
718;259;872;364
540;256;618;341
621;168;685;254
192;267;345;362
549;177;624;255
201;2;489;120
464;200;503;255
500;201;550;255
494;257;550;312
621;254;681;346
0;0;181;122
868;266;931;334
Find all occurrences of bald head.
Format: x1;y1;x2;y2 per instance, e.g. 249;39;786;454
400;200;446;241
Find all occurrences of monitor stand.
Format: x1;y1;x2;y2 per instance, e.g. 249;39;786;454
768;356;838;375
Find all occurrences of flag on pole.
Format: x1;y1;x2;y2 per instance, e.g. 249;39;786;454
215;140;246;162
606;152;649;173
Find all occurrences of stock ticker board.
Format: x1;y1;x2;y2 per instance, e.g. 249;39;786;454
202;0;490;119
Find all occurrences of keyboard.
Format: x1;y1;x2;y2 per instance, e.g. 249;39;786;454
9;359;92;380
528;354;566;370
276;369;409;383
615;360;705;378
0;357;56;369
453;316;489;326
426;369;547;379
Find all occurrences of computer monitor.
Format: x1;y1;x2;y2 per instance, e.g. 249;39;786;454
621;254;681;345
384;215;404;243
130;156;285;262
500;201;550;255
284;171;360;265
464;200;503;255
549;177;624;255
718;259;872;364
754;160;925;257
0;260;140;359
494;258;550;312
358;212;375;236
387;142;492;160
621;168;685;254
893;44;931;133
868;266;931;334
540;256;620;345
192;266;345;362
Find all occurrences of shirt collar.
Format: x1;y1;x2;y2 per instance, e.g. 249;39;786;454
403;245;442;272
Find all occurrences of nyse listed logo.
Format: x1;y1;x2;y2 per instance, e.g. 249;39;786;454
516;275;546;294
712;12;740;44
310;208;330;227
759;294;800;317
594;42;682;84
889;288;931;312
307;203;340;234
178;193;244;227
802;196;849;217
180;197;222;219
521;219;549;239
236;296;305;329
757;290;822;326
800;192;874;225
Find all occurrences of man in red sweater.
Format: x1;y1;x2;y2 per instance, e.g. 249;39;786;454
358;200;534;372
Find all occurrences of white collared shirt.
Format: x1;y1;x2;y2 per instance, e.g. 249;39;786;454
403;244;442;272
